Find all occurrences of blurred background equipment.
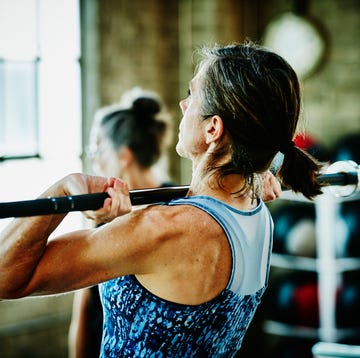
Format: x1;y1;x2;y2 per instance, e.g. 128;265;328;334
271;201;316;257
336;273;360;329
266;271;319;327
330;132;360;164
265;132;360;358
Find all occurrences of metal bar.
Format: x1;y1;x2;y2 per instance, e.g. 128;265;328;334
0;186;190;218
317;172;358;186
0;172;357;219
0;154;41;162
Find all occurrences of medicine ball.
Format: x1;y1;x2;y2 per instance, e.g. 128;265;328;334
271;202;316;257
266;273;298;324
330;132;360;163
267;272;319;327
336;275;360;327
339;201;360;257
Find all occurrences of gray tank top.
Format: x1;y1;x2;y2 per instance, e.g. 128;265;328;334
99;195;273;357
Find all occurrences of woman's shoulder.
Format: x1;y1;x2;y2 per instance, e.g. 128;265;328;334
145;200;211;226
133;199;220;238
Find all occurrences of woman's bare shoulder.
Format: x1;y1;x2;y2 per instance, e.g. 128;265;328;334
130;203;212;231
108;201;222;245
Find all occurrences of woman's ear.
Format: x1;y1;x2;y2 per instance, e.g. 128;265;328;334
205;115;224;144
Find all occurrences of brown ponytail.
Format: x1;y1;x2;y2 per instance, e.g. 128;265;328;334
278;143;324;199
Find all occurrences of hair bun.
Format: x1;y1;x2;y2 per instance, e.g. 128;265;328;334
132;97;160;117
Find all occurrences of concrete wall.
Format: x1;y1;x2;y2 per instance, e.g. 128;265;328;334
0;295;73;358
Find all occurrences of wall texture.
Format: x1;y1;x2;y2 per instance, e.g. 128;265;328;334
301;0;360;147
83;0;360;184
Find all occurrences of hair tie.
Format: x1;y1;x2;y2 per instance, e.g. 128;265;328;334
279;140;295;155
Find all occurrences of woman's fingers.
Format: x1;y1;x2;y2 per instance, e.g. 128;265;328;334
261;171;282;202
84;177;132;223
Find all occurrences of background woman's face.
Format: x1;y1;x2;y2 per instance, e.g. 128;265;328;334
90;127;122;178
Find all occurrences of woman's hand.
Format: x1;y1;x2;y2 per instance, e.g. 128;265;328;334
261;171;282;202
62;173;132;223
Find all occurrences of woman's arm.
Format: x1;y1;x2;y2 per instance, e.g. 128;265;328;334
0;173;231;305
0;173;131;299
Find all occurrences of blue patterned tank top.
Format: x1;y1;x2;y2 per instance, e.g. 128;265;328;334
99;196;273;357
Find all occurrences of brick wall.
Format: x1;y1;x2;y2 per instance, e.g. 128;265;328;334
93;0;360;183
302;0;360;148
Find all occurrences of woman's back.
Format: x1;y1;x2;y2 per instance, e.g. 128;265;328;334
100;195;273;357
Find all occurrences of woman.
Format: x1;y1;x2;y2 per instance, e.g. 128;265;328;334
0;42;322;357
68;87;174;358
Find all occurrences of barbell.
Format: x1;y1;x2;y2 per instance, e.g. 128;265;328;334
0;160;358;219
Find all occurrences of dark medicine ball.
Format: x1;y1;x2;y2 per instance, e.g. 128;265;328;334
328;133;360;257
266;272;319;327
330;132;360;163
338;201;360;257
336;274;360;327
271;202;316;257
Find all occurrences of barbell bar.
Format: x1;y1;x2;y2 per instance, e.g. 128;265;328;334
0;160;358;219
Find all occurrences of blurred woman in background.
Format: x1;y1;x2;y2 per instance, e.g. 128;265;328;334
68;87;174;358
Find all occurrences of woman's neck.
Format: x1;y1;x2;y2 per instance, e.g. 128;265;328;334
189;173;257;210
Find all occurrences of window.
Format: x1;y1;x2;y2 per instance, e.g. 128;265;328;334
0;59;39;158
0;0;83;232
